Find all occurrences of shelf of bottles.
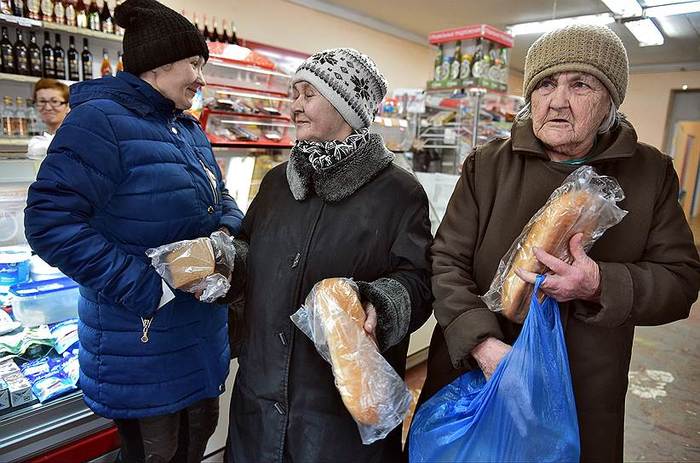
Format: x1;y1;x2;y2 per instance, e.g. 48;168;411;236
427;24;513;93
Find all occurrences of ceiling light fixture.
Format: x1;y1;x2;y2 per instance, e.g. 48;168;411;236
624;18;665;46
645;0;700;17
601;0;643;17
507;13;615;36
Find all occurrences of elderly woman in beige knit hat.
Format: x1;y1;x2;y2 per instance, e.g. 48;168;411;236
414;24;700;461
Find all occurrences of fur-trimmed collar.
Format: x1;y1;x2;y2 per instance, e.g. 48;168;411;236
286;133;394;202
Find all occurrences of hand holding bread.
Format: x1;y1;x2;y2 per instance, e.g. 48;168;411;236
291;278;412;445
482;166;627;323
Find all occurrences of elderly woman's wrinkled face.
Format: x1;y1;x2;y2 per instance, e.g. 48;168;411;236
531;72;611;157
151;56;206;110
291;81;353;142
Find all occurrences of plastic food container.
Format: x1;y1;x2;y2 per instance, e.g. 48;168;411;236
0;187;28;247
9;277;79;327
0;246;31;294
29;255;65;281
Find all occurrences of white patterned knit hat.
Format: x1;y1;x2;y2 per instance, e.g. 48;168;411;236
291;48;388;130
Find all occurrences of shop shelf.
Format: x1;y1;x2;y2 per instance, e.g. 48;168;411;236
204;109;291;122
0;72;74;86
0;13;122;42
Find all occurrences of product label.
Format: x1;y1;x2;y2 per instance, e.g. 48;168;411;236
76;11;87;28
16;51;29;73
82;61;91;79
30;49;41;73
68;59;78;78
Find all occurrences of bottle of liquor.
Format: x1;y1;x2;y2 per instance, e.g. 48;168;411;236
0;1;12;15
481;43;494;86
53;33;65;79
192;12;200;33
440;44;451;83
460;41;473;81
0;27;14;74
53;0;65;23
28;31;41;76
211;17;219;43
115;50;122;72
433;44;442;81
40;0;53;21
41;31;54;77
28;99;43;135
15;97;28;137
67;35;79;80
498;47;509;86
230;21;238;45
202;15;210;42
115;0;124;35
3;96;15;136
87;0;99;30
221;19;229;44
471;39;485;81
13;29;29;75
64;0;76;26
80;37;91;80
12;0;27;17
27;0;40;19
450;40;461;81
100;0;113;34
100;47;110;76
75;0;87;28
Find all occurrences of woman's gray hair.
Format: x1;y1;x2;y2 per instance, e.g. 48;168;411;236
515;98;619;134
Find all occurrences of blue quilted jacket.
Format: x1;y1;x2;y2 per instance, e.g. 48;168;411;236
24;72;243;419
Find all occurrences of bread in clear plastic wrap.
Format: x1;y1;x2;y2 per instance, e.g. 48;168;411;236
482;166;628;323
146;230;236;303
290;278;413;445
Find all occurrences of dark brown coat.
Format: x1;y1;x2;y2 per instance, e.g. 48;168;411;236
417;119;700;462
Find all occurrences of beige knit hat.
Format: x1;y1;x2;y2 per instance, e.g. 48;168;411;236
523;24;629;107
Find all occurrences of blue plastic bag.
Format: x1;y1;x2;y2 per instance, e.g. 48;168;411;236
409;275;580;462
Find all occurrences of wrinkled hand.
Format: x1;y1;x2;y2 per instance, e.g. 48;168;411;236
471;337;511;380
515;233;601;303
362;302;378;347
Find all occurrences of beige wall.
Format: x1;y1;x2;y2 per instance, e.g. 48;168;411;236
505;68;700;153
621;71;700;151
161;0;434;90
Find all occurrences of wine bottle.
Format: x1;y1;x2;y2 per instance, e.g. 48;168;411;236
53;0;65;24
28;31;42;77
87;0;99;30
53;33;65;79
81;37;92;80
41;31;54;77
67;35;79;80
40;0;53;21
75;0;87;28
13;29;29;76
64;0;75;26
100;0;113;34
0;27;14;74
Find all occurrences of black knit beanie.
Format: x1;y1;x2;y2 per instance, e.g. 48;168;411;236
114;0;209;75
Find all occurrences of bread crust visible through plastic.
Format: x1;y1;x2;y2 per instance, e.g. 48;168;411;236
291;277;413;445
482;166;628;323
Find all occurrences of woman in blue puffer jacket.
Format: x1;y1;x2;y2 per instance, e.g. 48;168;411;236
24;0;243;461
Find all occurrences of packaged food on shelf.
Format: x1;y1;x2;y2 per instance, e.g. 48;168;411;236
9;277;79;327
0;186;29;248
0;246;30;293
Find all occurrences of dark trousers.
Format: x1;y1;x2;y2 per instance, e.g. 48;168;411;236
114;397;220;463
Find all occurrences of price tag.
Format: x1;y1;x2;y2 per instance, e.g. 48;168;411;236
444;128;456;144
398;119;408;128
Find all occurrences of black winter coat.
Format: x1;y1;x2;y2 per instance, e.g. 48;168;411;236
227;136;433;462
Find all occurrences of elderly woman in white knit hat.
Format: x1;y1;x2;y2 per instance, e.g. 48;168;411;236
415;24;700;461
223;48;433;462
